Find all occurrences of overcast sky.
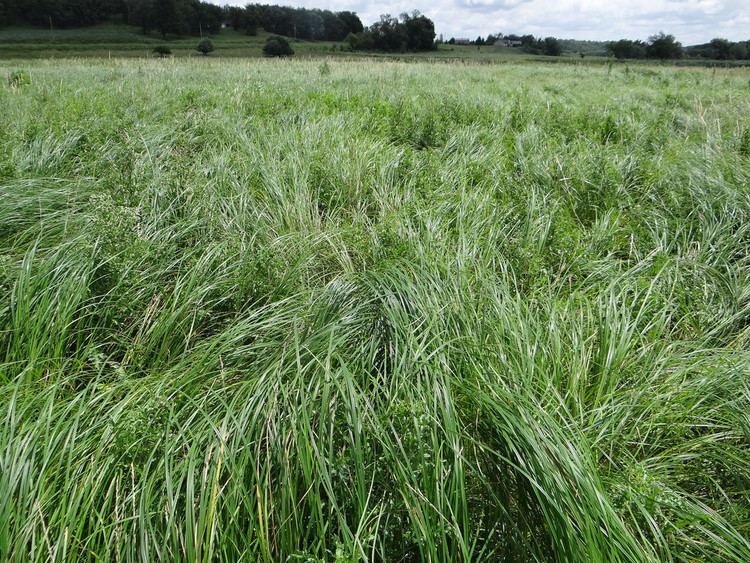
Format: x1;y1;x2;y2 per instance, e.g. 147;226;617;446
222;0;750;45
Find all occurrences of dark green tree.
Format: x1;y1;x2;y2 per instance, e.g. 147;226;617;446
336;11;362;34
152;0;183;38
542;37;562;56
646;32;682;59
728;41;747;60
20;0;110;27
224;5;243;30
402;12;435;51
262;35;294;57
320;11;347;41
708;38;731;60
370;14;406;51
126;0;153;33
349;12;435;53
196;37;213;55
0;0;10;26
185;0;223;35
607;39;647;59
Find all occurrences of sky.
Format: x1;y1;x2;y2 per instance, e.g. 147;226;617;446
221;0;750;45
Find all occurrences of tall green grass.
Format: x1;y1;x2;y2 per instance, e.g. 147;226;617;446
1;58;750;561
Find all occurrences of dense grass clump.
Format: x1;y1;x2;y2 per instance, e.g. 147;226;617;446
1;59;750;561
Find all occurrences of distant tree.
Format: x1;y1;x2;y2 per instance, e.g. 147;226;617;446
607;39;647;59
185;0;223;35
294;9;324;40
448;37;455;45
320;11;347;41
263;35;294;57
0;0;11;26
224;5;243;30
17;0;107;27
126;0;153;34
370;14;407;51
728;41;747;60
646;32;682;59
346;30;372;50
348;12;435;53
239;4;360;42
243;9;258;36
0;0;224;34
542;37;561;56
337;10;363;34
520;34;540;54
402;11;435;51
152;0;181;38
196;37;213;55
709;38;732;60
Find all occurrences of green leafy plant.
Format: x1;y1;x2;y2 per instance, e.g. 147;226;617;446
7;69;30;87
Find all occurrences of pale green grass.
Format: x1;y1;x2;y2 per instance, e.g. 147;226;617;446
1;58;750;561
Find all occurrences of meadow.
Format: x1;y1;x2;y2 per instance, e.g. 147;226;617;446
1;57;750;561
0;23;564;61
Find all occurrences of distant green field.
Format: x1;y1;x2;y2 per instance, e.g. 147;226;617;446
0;23;567;61
2;57;750;561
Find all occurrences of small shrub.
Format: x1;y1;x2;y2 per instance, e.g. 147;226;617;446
8;70;31;88
196;38;214;56
319;60;331;76
263;35;294;57
152;46;172;58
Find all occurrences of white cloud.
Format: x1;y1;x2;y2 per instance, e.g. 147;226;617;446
220;0;750;44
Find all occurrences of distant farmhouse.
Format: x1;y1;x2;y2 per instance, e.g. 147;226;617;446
496;38;522;48
454;38;472;45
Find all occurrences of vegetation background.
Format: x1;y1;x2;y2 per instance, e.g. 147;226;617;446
1;57;750;561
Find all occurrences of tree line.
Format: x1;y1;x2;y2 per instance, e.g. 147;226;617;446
347;12;435;53
0;1;365;42
608;33;749;60
0;1;440;53
686;38;748;60
224;4;363;42
0;0;226;36
607;33;683;60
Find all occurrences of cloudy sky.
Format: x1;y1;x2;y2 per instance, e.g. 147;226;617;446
223;0;750;45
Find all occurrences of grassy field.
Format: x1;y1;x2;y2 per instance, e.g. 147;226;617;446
1;58;750;561
0;23;558;61
2;24;748;66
